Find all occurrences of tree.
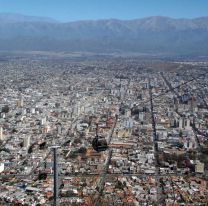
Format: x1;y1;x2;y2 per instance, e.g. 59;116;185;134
64;190;77;197
12;128;18;133
73;138;82;144
69;151;78;159
28;146;33;153
177;142;184;149
39;142;46;150
1;105;9;113
115;180;124;190
38;172;47;180
78;147;87;154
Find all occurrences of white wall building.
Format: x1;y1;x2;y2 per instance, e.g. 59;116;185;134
23;136;31;148
0;127;4;141
0;163;4;173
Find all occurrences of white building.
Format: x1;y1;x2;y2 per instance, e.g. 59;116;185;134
185;119;191;130
0;163;4;173
0;127;4;141
195;161;204;174
24;136;31;148
179;118;183;129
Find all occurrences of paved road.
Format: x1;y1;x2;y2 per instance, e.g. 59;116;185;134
0;172;196;179
148;78;163;205
160;72;180;98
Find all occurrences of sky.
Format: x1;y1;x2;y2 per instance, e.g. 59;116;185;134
0;0;207;22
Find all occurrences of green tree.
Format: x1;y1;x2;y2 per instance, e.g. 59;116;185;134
38;172;47;180
115;180;124;190
28;146;33;153
1;105;9;113
69;151;78;159
78;147;87;154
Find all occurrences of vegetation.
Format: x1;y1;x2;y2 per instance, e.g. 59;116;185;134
38;172;47;180
1;105;9;113
78;147;87;154
68;151;78;159
115;180;126;190
28;146;33;153
39;142;46;150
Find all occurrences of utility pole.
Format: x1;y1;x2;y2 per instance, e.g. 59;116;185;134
51;145;60;206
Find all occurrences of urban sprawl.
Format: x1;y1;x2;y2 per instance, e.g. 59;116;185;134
0;56;208;206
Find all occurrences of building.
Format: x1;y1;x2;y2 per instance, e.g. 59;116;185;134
0;163;4;173
195;161;204;174
24;136;31;148
0;127;4;141
17;98;24;107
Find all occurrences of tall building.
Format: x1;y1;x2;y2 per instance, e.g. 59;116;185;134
179;118;183;129
43;125;50;134
174;97;179;111
185;118;191;130
23;136;31;148
190;96;197;112
0;163;4;173
0;127;4;141
76;101;81;116
41;117;47;125
57;124;62;134
195;161;204;174
17;98;24;108
31;108;35;114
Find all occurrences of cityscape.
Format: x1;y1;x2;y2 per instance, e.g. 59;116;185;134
0;0;208;205
0;54;207;205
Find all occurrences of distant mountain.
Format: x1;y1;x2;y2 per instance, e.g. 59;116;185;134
0;13;58;23
0;14;208;55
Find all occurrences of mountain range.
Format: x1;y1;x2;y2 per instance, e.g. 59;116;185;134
0;13;208;55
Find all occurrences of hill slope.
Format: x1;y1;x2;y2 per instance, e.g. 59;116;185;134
0;15;208;55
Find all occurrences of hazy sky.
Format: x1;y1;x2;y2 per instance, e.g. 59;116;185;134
0;0;207;22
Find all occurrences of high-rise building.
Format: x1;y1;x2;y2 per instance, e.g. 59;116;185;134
31;108;35;114
195;161;204;174
0;163;4;173
185;119;191;130
17;98;24;108
57;124;62;134
41;117;47;125
23;136;31;148
179;118;184;129
0;127;4;141
43;125;50;134
77;101;81;116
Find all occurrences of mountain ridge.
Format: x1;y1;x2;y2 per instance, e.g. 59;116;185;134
0;13;58;23
0;13;208;55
